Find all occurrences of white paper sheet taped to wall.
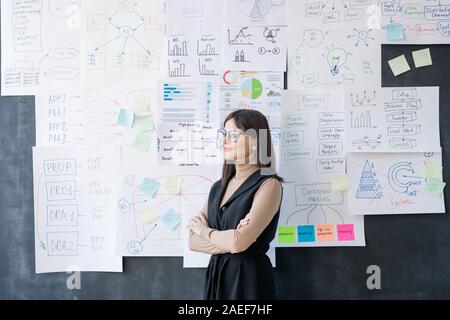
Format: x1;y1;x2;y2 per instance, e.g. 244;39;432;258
80;0;165;88
346;151;445;215
116;164;221;257
33;144;123;273
275;89;366;247
344;87;441;153
1;0;81;96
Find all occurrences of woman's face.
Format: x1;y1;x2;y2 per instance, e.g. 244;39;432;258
222;118;257;164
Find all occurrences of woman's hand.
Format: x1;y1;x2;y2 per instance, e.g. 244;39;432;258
237;215;250;229
186;214;208;236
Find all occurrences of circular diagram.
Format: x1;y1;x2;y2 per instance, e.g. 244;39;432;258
241;78;263;100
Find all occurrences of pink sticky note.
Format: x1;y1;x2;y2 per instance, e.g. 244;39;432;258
337;224;355;241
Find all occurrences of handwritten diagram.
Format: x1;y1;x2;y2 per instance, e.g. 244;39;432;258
1;0;81;96
33;145;122;273
347;152;445;215
116;166;219;256
223;0;287;71
81;0;164;88
35;87;157;154
276;89;365;247
166;33;222;78
379;0;450;44
288;0;382;89
164;1;224;79
345;87;441;153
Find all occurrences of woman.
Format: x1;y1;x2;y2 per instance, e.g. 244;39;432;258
186;109;283;300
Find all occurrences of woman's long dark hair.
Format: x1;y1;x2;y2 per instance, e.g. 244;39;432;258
221;109;283;186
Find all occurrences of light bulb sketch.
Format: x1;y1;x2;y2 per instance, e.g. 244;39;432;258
324;46;350;76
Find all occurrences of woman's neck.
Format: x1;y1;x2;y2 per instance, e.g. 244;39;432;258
234;163;259;181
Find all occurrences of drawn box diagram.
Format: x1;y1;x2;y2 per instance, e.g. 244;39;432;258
318;112;344;127
283;131;304;147
388;124;421;136
384;101;421;112
385;88;422;150
319;142;343;156
297;93;329;110
46;232;78;256
44;159;77;176
86;52;106;70
284;114;309;128
112;53;133;68
284;148;314;161
295;183;343;206
47;204;79;227
45;181;76;201
316;158;346;174
317;127;344;140
386;111;418;122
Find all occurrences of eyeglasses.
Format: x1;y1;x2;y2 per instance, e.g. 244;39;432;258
217;128;245;143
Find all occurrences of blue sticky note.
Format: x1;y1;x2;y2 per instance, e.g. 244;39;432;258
161;208;181;230
386;23;404;41
139;178;160;198
117;108;134;128
297;225;315;242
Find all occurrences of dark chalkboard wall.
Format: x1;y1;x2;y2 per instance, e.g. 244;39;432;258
1;43;450;299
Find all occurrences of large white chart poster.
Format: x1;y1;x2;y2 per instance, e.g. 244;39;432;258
33;145;123;273
275;90;365;247
35;87;157;151
80;0;164;88
222;0;288;71
116;164;220;257
165;0;224;80
344;87;441;153
287;0;382;89
1;0;81;96
347;152;445;215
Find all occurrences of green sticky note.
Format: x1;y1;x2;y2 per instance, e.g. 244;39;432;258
163;176;182;194
331;174;349;192
421;161;442;178
412;48;432;68
117;108;134;128
278;226;296;244
133;133;151;153
388;54;411;76
424;177;446;198
139;206;159;224
134;113;154;132
133;95;150;113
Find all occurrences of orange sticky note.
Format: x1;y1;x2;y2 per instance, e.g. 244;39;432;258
316;224;335;241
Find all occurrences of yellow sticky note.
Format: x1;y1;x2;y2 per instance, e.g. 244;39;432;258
132;95;150;113
424;177;446;198
163;176;182;194
133;133;151;153
421;161;442;179
412;48;432;68
139;206;159;224
388;54;411;76
134;113;154;132
331;174;349;192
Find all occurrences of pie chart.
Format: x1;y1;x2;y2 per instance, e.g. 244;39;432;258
241;78;263;100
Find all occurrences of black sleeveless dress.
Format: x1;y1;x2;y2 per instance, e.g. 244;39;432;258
203;170;282;300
